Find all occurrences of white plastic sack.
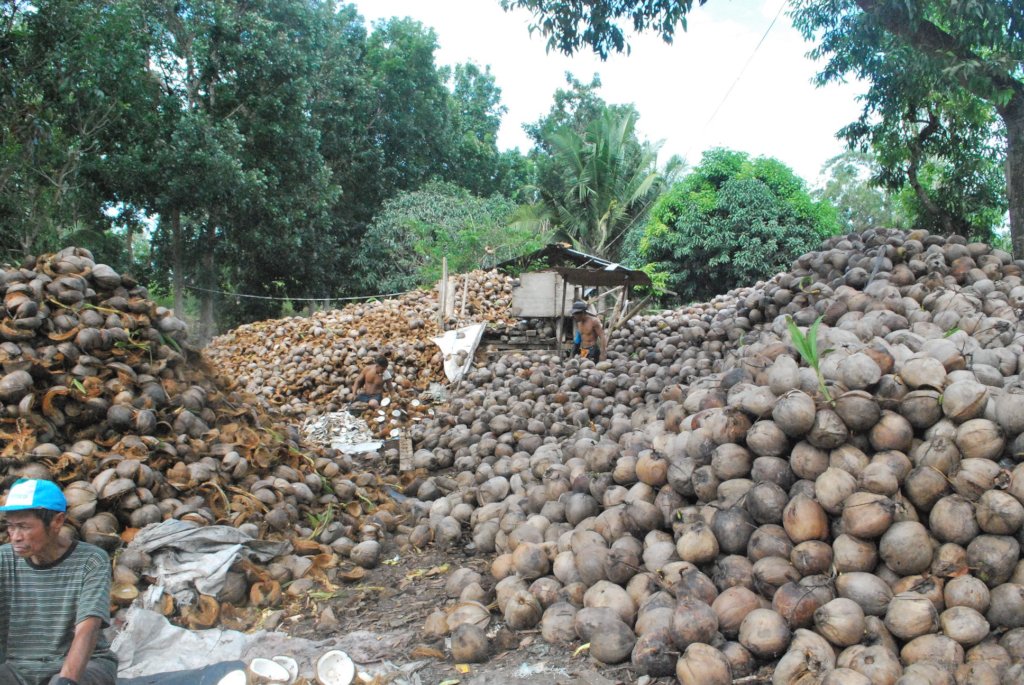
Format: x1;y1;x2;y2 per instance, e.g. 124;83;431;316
431;323;485;383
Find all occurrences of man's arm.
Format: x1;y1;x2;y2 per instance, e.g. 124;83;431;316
352;369;365;394
58;616;103;683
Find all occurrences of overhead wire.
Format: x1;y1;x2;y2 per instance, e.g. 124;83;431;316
183;284;419;303
684;0;790;162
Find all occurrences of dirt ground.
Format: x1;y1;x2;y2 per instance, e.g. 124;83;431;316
271;538;657;685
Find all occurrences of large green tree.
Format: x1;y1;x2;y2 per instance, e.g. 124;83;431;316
502;0;1024;256
518;76;675;260
0;1;151;261
444;62;532;199
639;148;837;303
356;180;547;292
816;151;909;233
536;109;668;259
2;1;534;334
139;0;335;338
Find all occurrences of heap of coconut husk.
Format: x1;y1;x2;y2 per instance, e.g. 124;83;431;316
204;270;516;436
0;248;413;629
382;229;1024;684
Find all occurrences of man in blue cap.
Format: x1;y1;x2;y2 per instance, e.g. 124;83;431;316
0;479;117;685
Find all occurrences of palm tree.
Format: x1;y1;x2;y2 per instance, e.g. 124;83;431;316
526;109;671;260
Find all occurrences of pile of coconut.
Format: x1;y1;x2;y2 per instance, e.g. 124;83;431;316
0;248;411;629
204;270;517;432
387;229;1024;685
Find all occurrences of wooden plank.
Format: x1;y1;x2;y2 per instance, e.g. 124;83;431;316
399;434;413;472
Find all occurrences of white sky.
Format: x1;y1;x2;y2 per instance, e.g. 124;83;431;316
352;0;867;185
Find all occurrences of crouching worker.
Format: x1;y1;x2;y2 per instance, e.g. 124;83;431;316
352;356;392;408
1;479;117;685
570;300;607;361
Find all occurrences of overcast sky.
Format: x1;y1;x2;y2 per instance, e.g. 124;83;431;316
351;0;867;185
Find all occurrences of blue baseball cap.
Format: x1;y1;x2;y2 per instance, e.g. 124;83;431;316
0;479;67;513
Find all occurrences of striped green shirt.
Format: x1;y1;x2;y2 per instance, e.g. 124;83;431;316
0;541;117;685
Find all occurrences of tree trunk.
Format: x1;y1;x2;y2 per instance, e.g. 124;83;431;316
125;221;135;267
198;227;216;344
1001;95;1024;259
171;208;184;317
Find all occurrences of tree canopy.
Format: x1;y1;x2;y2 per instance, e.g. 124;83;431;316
815;152;908;234
638;148;838;303
356;180;547;293
1;0;541;336
503;0;1023;257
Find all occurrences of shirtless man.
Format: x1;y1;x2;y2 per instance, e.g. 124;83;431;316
352;356;391;407
570;300;607;361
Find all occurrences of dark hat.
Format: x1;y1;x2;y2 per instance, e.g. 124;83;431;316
571;300;588;314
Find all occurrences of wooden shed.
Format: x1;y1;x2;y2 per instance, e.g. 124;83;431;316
493;244;653;349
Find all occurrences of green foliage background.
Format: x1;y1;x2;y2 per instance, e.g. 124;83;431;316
356;181;549;292
637;148;839;304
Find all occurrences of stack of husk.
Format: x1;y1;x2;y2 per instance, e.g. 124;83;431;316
0;248;412;629
205;271;516;436
382;229;1024;684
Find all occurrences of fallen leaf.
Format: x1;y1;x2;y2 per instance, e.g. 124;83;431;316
455;664;470;674
409;645;445;659
573;642;591;657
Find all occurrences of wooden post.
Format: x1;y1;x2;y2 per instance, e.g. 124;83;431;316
610;283;626;332
555;275;566;349
460;273;469;318
438;256;449;328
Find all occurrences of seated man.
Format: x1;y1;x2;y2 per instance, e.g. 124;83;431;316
351;356;392;408
0;479;117;685
570;300;608;361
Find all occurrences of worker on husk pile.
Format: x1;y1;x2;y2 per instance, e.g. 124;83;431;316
571;300;608;361
351;355;392;408
0;479;117;685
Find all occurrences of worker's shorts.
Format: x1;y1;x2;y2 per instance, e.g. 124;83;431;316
0;661;116;685
577;345;600;359
355;393;383;403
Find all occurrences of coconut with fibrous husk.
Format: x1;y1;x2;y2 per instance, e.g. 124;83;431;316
739;608;791;658
884;592;938;641
675;642;732;685
451;623;490;663
836;572;893;617
842;644;903;685
783;494;828;543
815;597;866;647
772;628;836;685
975;490;1024;535
841;491;894;539
820;668;870;685
879;521;933;575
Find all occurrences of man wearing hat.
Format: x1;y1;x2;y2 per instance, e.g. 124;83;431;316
570;300;607;361
0;479;117;685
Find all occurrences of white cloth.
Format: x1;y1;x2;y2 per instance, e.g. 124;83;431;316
125;520;289;603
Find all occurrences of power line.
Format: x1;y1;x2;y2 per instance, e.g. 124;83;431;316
184;284;419;303
685;0;790;161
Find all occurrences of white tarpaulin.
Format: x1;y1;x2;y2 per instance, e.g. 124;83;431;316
430;323;485;383
126;520;290;604
112;608;412;680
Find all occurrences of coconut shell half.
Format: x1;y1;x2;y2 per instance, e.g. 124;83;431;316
316;650;355;685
